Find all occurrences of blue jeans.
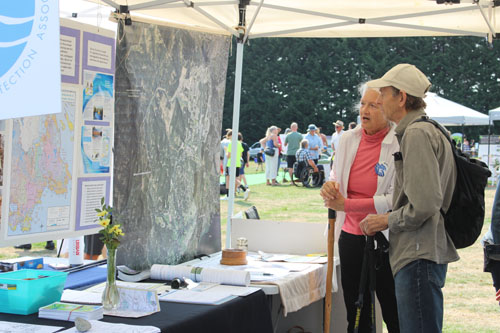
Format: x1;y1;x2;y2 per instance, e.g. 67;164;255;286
394;259;447;333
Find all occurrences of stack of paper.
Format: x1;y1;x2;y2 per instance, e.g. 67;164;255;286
39;302;103;321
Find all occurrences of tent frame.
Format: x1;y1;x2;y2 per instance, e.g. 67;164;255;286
97;0;498;39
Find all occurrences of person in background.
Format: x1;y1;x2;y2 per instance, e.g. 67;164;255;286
463;137;471;154
225;130;250;199
348;121;357;130
304;124;322;165
276;127;286;182
482;179;500;305
220;129;231;176
295;139;319;174
263;126;281;186
84;234;105;260
256;147;264;171
317;127;328;153
331;120;345;160
238;132;250;200
360;63;458;333
284;122;303;183
321;85;400;332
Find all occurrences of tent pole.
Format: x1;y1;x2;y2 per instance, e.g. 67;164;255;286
226;40;244;249
488;116;491;168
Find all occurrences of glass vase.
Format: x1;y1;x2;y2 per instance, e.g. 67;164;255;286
102;247;120;310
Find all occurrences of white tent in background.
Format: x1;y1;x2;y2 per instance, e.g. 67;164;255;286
424;92;489;126
489;106;500;121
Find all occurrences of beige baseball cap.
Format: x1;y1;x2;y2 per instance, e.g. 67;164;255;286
333;120;344;127
367;64;431;98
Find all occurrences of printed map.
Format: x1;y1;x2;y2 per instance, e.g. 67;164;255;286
8;89;76;236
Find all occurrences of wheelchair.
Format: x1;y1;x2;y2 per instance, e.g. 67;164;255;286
292;161;324;188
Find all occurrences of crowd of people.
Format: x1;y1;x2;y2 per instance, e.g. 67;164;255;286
220;120;363;189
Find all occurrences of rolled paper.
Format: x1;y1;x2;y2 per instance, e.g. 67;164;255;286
150;264;250;287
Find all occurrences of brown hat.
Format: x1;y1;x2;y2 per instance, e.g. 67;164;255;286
367;64;431;98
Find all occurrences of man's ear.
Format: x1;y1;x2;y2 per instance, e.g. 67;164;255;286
399;90;407;108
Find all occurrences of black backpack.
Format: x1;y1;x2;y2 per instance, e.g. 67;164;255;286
415;117;491;249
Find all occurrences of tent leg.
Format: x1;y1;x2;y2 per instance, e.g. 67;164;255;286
226;40;245;249
488;118;491;168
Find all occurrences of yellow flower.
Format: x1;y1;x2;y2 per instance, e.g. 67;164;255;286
97;211;107;217
99;219;110;227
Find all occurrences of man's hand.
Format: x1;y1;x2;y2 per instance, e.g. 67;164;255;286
359;214;389;236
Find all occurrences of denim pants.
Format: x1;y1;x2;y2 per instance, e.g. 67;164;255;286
394;259;447;333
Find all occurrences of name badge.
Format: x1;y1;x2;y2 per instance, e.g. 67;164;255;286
375;163;387;177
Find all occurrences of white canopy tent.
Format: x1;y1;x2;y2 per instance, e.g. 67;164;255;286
487;106;500;166
424;92;489;126
75;0;499;248
489;106;500;120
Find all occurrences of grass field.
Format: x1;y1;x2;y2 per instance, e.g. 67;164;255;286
2;160;499;331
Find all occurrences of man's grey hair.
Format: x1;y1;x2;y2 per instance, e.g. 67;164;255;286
300;139;309;149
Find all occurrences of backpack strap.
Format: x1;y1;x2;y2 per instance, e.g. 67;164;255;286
413;115;457;218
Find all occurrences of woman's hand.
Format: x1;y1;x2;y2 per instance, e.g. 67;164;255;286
320;181;340;200
321;181;345;211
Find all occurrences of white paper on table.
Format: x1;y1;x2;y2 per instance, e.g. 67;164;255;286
0;321;63;333
103;287;160;318
159;289;237;305
210;285;261;296
59;320;160;333
61;289;102;305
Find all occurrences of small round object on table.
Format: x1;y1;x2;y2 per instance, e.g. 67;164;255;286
220;248;247;265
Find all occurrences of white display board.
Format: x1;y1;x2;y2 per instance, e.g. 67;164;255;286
0;18;115;246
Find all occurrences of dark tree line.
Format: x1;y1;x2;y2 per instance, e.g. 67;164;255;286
222;36;500;144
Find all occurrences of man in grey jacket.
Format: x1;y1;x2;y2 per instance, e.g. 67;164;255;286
359;64;459;333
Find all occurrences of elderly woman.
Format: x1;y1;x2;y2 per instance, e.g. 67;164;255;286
262;126;281;186
321;86;400;332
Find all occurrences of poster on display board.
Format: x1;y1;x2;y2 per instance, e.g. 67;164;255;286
0;0;61;120
0;18;115;247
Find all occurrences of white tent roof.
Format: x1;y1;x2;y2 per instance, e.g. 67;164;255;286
85;0;498;39
424;92;489;126
489;106;500;120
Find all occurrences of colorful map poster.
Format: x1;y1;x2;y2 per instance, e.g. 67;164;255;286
7;86;77;236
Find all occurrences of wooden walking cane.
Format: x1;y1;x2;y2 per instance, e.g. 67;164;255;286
324;208;336;333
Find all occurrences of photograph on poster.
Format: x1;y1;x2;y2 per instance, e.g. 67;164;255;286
81;125;111;173
82;71;113;122
93;107;104;120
